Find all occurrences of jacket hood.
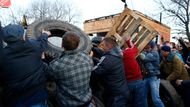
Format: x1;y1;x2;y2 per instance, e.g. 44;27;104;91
166;52;175;61
3;24;24;43
107;46;123;57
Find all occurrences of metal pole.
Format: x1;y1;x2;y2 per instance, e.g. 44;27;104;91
160;12;162;23
121;0;127;9
124;3;127;8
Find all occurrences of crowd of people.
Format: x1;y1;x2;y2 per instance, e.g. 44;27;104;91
0;23;190;107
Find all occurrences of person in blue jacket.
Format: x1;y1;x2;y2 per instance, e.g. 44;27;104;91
0;24;51;107
140;41;164;107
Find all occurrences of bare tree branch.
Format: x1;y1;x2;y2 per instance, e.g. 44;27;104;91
7;0;81;25
155;0;190;40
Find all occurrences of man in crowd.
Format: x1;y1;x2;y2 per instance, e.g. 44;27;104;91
92;37;129;107
49;32;93;107
0;22;5;68
90;36;105;101
140;41;164;107
1;24;51;107
176;79;190;107
0;22;4;107
0;22;3;70
160;45;189;107
122;36;147;107
160;45;189;81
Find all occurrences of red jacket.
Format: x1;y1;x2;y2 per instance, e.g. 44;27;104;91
123;39;142;82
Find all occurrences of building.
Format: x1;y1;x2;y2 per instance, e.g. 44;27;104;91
83;9;171;44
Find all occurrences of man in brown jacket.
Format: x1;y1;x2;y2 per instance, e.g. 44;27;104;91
160;45;190;107
160;45;189;81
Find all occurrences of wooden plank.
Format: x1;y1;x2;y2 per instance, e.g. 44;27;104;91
135;30;150;47
137;31;158;52
139;20;156;33
137;26;146;37
117;15;135;34
131;27;146;43
117;15;132;34
131;32;139;43
121;18;142;38
106;8;139;36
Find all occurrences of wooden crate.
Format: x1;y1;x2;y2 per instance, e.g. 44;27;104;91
106;8;159;53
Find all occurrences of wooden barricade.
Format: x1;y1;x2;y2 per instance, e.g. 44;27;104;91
106;8;159;53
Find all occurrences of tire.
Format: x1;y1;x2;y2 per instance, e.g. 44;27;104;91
160;79;184;107
27;19;92;60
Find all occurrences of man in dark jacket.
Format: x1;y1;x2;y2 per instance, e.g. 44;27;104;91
93;37;129;107
176;79;190;107
176;80;190;88
0;22;4;107
0;22;4;69
1;24;51;107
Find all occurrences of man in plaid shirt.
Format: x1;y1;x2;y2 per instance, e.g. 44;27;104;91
48;32;93;107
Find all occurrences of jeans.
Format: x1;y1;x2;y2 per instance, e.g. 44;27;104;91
127;79;148;107
144;76;164;107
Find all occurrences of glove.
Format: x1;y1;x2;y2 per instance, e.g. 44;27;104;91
139;53;145;60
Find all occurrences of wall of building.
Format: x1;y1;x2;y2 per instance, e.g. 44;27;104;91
84;14;119;34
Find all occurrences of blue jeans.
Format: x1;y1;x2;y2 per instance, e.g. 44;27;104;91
128;79;148;107
144;76;164;107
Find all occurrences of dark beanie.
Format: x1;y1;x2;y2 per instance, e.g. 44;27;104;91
3;24;24;43
161;45;171;52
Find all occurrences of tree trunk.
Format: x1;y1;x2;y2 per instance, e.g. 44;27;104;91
186;23;190;41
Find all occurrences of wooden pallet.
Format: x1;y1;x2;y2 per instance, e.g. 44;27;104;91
106;8;159;53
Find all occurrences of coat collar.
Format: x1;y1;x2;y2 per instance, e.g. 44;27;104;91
105;46;123;57
166;52;175;61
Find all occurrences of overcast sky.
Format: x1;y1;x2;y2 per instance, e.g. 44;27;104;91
0;0;160;28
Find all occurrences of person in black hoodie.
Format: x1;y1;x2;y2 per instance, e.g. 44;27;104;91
0;22;4;70
92;37;129;107
1;24;51;107
0;22;5;107
176;79;190;107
